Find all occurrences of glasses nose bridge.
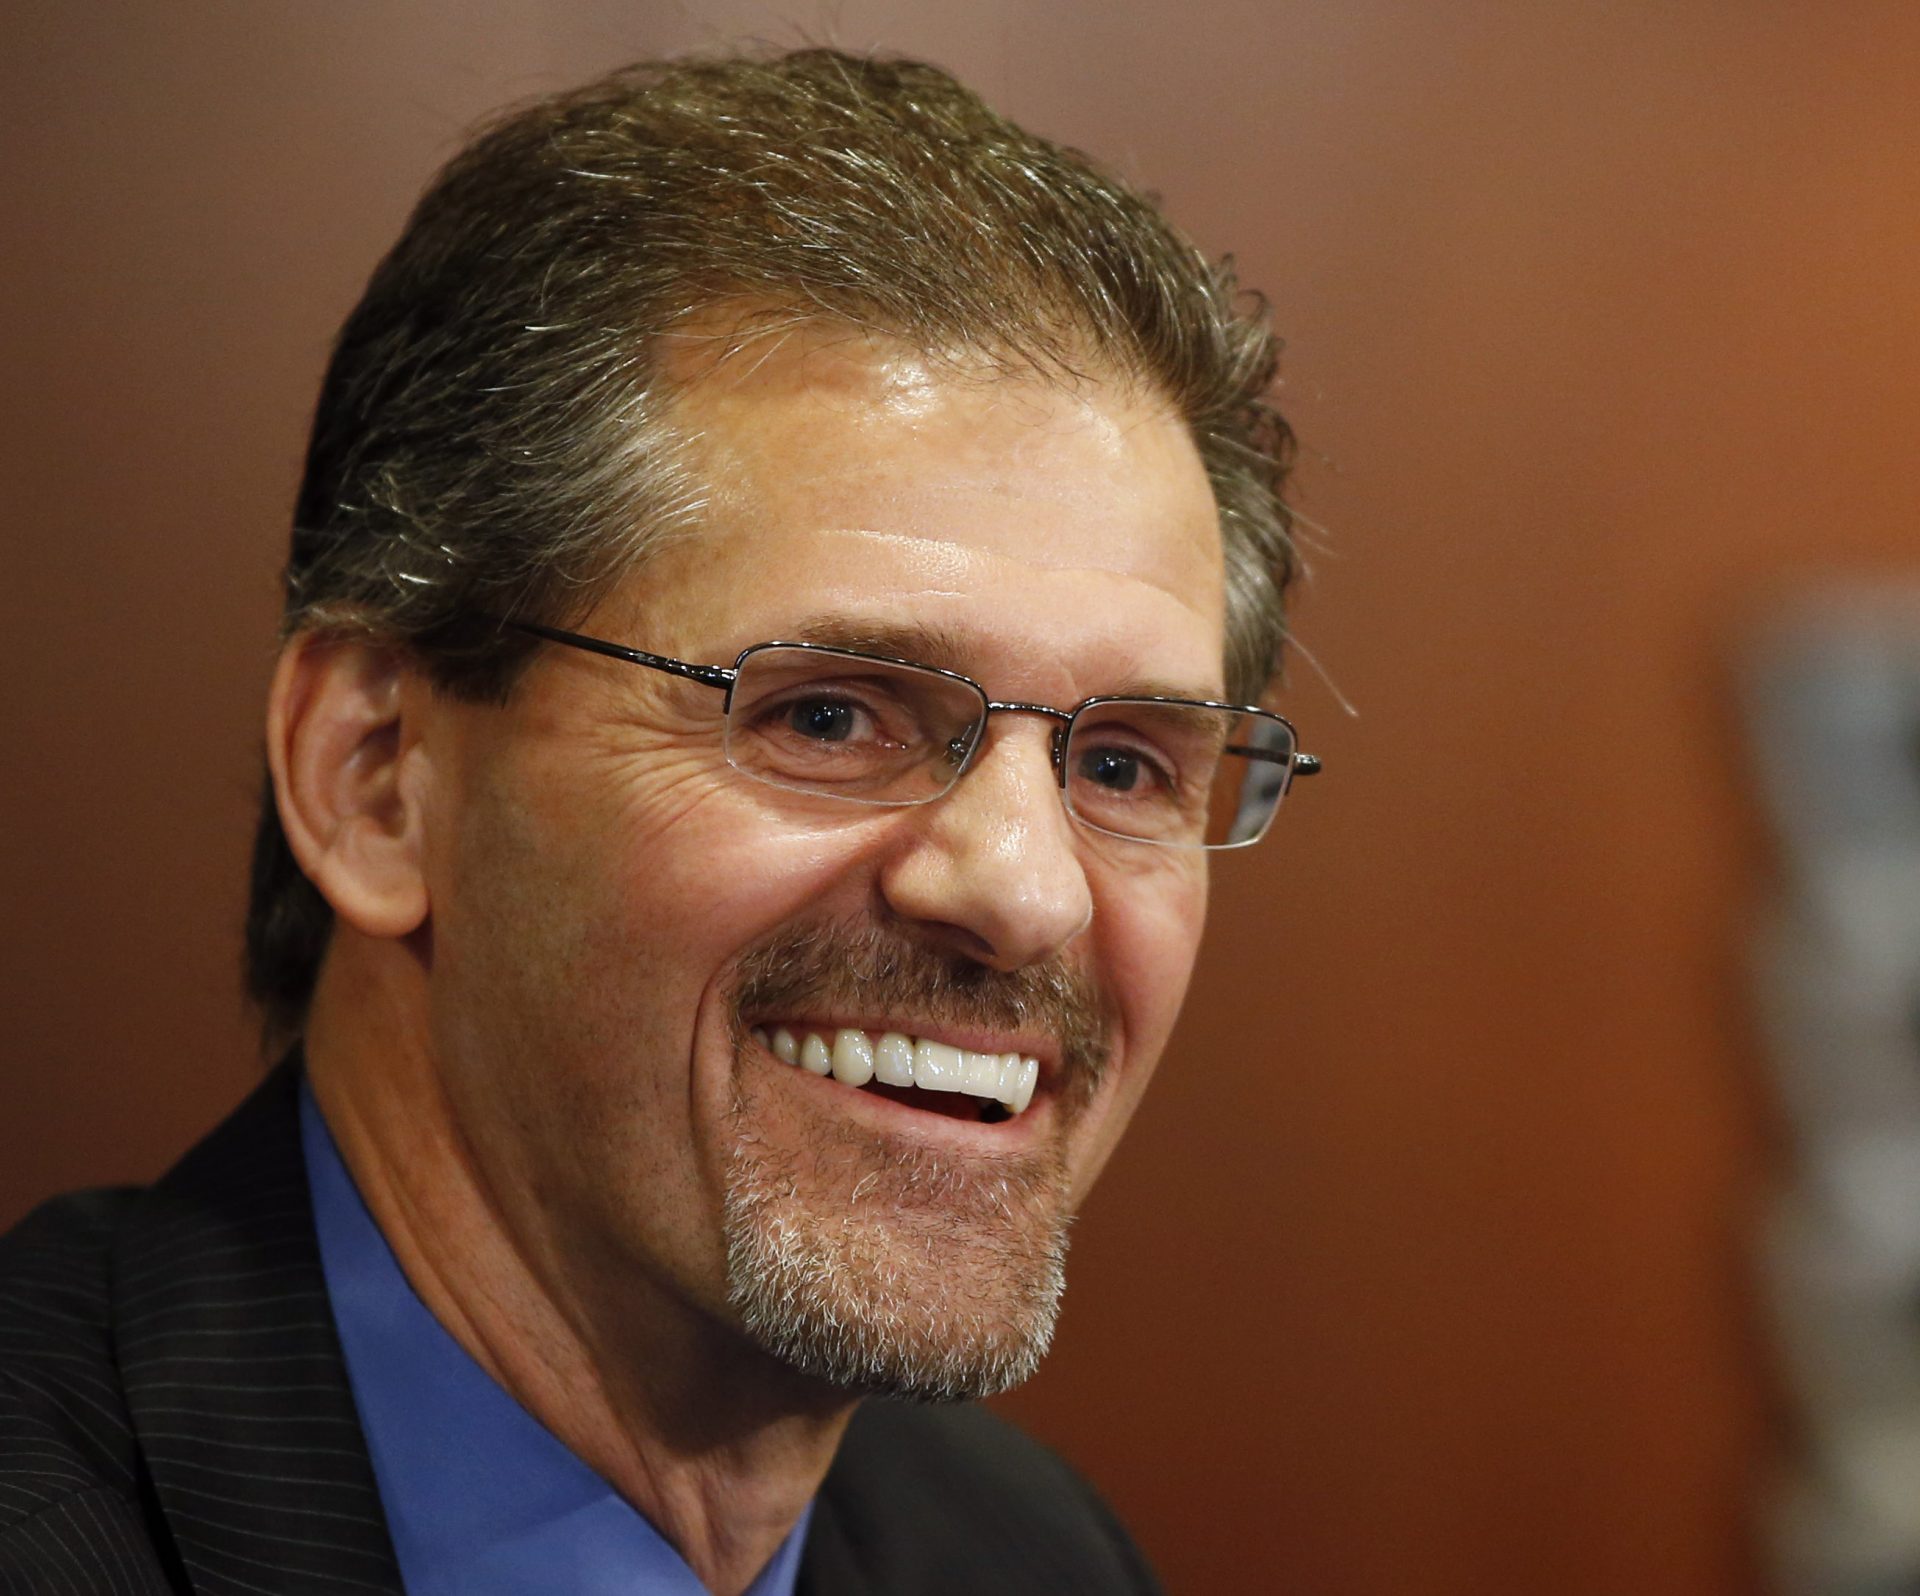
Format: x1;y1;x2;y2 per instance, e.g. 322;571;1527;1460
973;699;1075;786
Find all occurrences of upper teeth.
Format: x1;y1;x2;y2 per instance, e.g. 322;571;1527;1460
752;1025;1040;1115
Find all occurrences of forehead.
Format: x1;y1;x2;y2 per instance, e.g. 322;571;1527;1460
611;323;1226;691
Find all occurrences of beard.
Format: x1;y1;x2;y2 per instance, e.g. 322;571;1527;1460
720;1118;1072;1401
718;922;1110;1402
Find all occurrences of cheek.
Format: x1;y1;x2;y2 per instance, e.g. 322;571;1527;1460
424;765;897;1197
1102;856;1209;1053
612;792;900;957
449;736;882;989
538;781;905;1120
1064;860;1207;1193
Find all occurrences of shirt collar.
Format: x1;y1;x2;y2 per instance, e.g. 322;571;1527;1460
300;1076;813;1596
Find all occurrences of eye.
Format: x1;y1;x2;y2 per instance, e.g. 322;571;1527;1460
749;686;910;757
1077;745;1147;792
786;696;861;743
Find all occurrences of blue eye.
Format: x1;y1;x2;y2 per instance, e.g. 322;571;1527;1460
1077;747;1143;791
787;699;858;742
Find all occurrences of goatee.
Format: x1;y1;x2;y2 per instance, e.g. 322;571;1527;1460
719;921;1110;1400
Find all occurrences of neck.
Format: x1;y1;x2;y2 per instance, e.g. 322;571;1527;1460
303;936;853;1596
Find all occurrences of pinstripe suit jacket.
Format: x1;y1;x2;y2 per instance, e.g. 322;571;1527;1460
0;1065;1161;1594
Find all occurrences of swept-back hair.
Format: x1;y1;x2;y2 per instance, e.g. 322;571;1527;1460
249;48;1298;1046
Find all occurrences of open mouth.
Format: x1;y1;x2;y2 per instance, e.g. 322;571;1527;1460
750;1024;1041;1125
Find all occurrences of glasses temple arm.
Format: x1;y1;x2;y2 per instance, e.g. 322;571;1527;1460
1226;744;1322;775
507;620;735;691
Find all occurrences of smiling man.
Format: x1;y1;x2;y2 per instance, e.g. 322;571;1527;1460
0;49;1310;1596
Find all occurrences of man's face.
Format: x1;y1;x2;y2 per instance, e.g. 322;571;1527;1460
415;327;1225;1400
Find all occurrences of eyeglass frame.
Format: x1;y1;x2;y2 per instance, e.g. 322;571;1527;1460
502;618;1321;849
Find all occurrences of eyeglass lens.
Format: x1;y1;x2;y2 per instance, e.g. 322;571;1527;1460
1064;699;1295;849
721;645;1296;849
723;647;986;803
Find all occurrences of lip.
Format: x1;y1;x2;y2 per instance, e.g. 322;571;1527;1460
741;1032;1060;1151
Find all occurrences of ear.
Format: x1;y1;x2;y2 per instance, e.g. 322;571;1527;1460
266;633;432;940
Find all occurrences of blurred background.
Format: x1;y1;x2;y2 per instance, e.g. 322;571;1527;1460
6;2;1920;1591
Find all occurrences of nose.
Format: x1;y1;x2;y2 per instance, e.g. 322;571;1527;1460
875;721;1094;971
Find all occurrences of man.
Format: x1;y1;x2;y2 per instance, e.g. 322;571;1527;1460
0;49;1312;1595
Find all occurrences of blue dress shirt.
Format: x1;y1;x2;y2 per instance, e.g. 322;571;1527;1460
300;1080;813;1595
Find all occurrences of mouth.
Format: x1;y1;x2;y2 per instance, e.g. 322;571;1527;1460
748;1023;1042;1126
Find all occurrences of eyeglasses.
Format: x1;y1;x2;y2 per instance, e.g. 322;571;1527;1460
508;620;1320;850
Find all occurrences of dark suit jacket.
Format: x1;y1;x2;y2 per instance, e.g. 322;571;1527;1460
0;1066;1161;1594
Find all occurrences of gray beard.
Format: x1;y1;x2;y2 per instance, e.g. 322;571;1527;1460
717;919;1107;1401
720;1121;1072;1402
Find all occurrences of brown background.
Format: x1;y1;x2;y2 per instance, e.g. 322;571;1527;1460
6;2;1919;1592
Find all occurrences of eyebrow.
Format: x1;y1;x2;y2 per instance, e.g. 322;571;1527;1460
769;615;1229;705
777;617;978;673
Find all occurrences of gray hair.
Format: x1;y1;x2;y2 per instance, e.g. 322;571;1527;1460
249;48;1298;1046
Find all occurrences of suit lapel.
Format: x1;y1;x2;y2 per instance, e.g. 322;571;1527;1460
797;1484;873;1596
112;1061;404;1596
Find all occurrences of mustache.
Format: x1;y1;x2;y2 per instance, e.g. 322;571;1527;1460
729;921;1112;1106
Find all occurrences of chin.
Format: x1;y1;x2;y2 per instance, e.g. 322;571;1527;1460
719;1124;1074;1402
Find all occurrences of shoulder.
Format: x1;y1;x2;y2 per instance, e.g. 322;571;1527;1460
0;1189;165;1570
807;1400;1162;1595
